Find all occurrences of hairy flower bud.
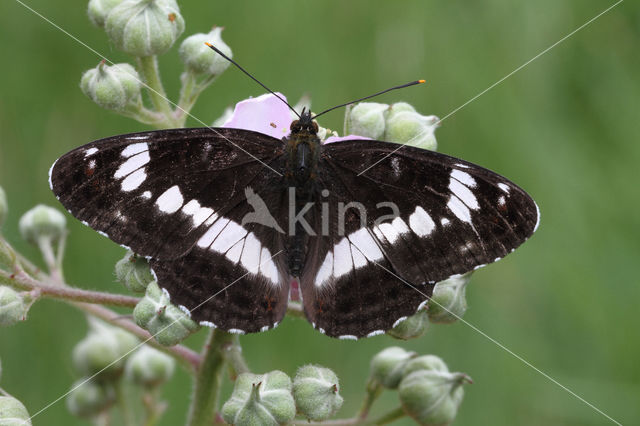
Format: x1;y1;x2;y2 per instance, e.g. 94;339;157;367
0;396;32;426
384;103;439;150
179;27;232;76
66;378;115;418
346;102;388;139
370;346;416;389
222;371;296;425
0;186;7;230
402;354;449;377
18;204;66;245
106;0;184;57
293;365;343;421
0;286;27;327
133;281;198;346
399;369;470;425
125;345;174;388
80;62;142;111
115;250;153;293
386;309;429;340
72;319;138;380
87;0;124;28
428;274;471;324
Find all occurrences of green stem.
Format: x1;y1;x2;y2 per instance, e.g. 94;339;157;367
174;72;218;126
186;329;234;426
366;407;406;425
115;381;136;426
136;56;175;126
357;378;383;420
221;334;250;377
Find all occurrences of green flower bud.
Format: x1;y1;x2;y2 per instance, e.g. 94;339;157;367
72;319;138;379
428;274;471;324
66;378;115;418
0;286;27;327
115;250;153;293
370;346;415;389
402;355;449;378
125;345;174;388
384;104;439;150
80;62;142;111
87;0;124;28
133;281;198;346
222;371;296;426
293;365;343;421
0;396;32;426
179;27;232;76
0;186;7;229
106;0;184;57
18;204;66;245
399;370;471;426
346;102;388;139
386;309;429;340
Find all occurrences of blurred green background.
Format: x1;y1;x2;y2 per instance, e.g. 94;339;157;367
1;0;639;425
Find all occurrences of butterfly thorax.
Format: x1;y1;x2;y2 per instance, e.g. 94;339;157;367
284;112;320;277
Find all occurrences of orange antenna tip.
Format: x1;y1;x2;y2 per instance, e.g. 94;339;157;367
418;79;426;84
204;42;212;47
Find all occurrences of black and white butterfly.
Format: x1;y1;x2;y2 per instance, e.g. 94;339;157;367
49;108;539;339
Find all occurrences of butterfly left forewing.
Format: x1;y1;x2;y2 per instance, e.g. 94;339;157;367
50;127;285;260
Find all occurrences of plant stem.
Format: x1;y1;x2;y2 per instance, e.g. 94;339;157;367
221;334;250;376
0;269;139;307
115;380;136;426
175;72;217;126
367;407;406;425
136;56;175;127
357;378;383;420
186;329;234;426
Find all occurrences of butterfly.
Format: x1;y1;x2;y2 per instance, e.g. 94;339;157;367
49;99;539;339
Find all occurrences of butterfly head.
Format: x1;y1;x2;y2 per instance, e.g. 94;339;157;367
290;109;319;136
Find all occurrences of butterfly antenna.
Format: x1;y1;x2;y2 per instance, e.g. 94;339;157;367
205;43;301;119
311;80;426;120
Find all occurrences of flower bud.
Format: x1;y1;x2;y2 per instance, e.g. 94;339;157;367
125;345;174;388
66;378;115;418
370;346;415;389
222;371;296;426
293;365;343;421
386;309;429;340
115;250;153;293
18;204;66;245
384;103;439;151
133;281;198;346
399;369;470;425
80;62;142;111
345;102;388;139
0;185;7;229
87;0;124;28
179;27;232;76
106;0;184;57
0;396;32;426
0;286;27;327
428;274;471;324
402;354;449;377
72;319;138;380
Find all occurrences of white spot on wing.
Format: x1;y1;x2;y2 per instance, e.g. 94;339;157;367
391;217;410;235
197;217;229;248
114;151;150;179
377;222;400;244
181;200;214;228
451;169;476;187
409;206;435;237
155;185;184;213
447;195;472;224
227;328;245;335
121;168;147;191
449;179;479;210
441;218;450;226
225;240;244;264
367;330;385;337
200;321;215;328
84;147;98;157
338;335;358;341
392;316;408;327
211;221;247;253
141;191;152;199
240;233;261;273
498;195;506;206
533;201;541;233
259;247;280;285
48;158;58;190
332;238;353;277
498;183;510;193
121;142;148;157
350;244;368;268
315;251;334;287
348;228;383;261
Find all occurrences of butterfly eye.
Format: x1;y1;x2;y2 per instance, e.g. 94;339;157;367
290;120;301;131
312;121;319;132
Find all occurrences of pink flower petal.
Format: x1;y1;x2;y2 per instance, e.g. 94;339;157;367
323;134;371;144
222;93;293;139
